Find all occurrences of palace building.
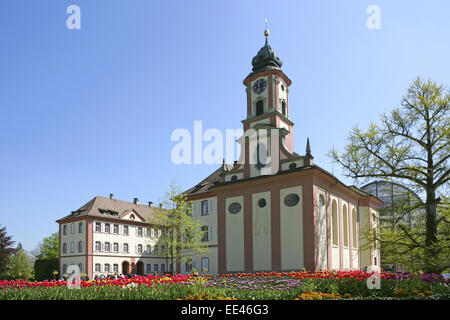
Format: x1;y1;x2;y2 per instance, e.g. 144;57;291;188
56;195;170;279
182;29;383;274
57;29;382;278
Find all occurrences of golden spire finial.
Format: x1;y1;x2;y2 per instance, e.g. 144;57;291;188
264;18;269;37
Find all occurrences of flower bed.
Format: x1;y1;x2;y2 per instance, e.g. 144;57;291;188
0;271;448;300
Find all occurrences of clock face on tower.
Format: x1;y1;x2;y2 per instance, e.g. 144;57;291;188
252;78;267;95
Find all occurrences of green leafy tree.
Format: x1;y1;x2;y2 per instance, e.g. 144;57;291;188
330;77;449;273
35;232;59;260
7;243;34;279
150;180;209;275
378;197;450;273
0;225;16;277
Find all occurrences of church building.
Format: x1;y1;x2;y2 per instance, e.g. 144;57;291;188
183;28;383;274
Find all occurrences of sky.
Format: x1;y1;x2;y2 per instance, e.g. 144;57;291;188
0;0;449;252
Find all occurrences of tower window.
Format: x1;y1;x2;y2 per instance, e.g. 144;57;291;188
256;100;264;116
281;101;286;116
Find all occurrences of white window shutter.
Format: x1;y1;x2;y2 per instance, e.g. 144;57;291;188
208;200;212;214
101;223;105;233
208;226;212;241
135;227;138;236
192;202;196;216
215;226;218;241
101;242;105;252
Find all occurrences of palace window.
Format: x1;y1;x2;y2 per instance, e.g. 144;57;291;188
154;245;159;254
95;241;101;252
113;224;119;234
104;242;110;252
161;264;165;273
62;243;67;254
123;243;129;253
104;264;110;273
104;223;110;233
113;242;119;252
113;264;119;272
95;264;101;272
201;226;209;242
201;257;209;272
137;227;143;237
78;222;83;233
185;258;193;272
146;264;151;273
256;100;264;116
146;245;151;254
70;242;75;253
70;223;75;234
63;225;67;235
95;222;101;232
201;200;209;215
78;241;83;253
154;264;159;273
123;225;129;236
62;264;67;274
137;244;143;254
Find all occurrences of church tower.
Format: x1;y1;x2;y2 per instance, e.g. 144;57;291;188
228;25;304;180
242;27;294;152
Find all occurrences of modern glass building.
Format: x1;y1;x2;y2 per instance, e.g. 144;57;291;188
360;180;423;271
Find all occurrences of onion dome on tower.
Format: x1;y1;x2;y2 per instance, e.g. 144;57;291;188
249;25;283;76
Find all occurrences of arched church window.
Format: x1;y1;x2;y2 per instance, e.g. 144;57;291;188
281;101;286;116
319;195;325;207
256;100;264;116
343;204;349;247
332;200;338;246
352;208;357;248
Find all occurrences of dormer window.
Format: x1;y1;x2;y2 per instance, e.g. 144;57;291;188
256;100;264;116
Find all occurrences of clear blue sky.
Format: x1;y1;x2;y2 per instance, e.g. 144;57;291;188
1;0;449;252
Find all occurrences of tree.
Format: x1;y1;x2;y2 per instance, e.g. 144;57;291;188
330;77;449;273
150;180;209;275
7;243;34;279
377;197;450;273
0;225;16;277
35;232;59;260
